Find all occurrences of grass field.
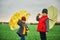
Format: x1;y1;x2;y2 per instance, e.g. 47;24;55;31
0;24;60;40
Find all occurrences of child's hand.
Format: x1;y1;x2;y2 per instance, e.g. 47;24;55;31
27;30;30;32
39;15;42;18
27;28;29;30
37;13;41;16
27;28;30;32
37;13;42;18
27;28;29;31
46;32;48;34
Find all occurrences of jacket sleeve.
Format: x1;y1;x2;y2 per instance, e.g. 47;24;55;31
17;20;22;26
25;24;29;30
45;19;49;32
36;16;39;21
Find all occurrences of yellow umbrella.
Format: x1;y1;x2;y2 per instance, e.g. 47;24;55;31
9;10;30;30
48;5;58;29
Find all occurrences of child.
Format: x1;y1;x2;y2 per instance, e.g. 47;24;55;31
17;17;29;40
36;9;49;40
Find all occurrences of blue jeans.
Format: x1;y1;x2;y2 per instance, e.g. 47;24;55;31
20;35;25;40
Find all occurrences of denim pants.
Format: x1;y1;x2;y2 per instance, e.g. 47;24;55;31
20;35;25;40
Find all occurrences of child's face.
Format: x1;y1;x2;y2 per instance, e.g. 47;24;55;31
22;20;26;23
42;13;47;16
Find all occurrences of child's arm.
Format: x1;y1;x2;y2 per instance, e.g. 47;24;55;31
49;19;53;21
17;20;22;26
25;24;29;30
45;19;49;32
46;18;53;32
36;13;41;21
36;16;39;21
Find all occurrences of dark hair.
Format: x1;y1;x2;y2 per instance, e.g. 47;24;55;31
21;17;26;21
42;8;48;14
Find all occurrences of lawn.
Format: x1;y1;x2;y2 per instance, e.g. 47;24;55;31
0;24;60;40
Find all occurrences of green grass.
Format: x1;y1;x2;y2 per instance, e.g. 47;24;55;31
0;24;60;40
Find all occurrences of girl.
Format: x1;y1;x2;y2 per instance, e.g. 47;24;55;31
36;9;49;40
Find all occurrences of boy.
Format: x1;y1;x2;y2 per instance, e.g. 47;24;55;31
36;9;49;40
17;17;29;40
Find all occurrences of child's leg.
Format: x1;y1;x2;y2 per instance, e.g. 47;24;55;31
40;32;46;40
21;35;25;40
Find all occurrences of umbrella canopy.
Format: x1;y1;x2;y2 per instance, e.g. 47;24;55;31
48;6;58;29
9;10;30;30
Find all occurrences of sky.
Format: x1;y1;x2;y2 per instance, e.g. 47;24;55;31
0;0;60;23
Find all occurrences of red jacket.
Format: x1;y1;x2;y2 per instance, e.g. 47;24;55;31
37;15;48;32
